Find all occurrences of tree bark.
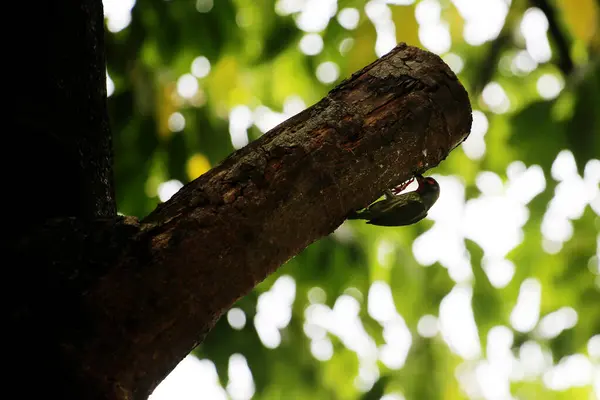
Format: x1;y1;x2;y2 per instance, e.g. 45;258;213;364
8;1;472;399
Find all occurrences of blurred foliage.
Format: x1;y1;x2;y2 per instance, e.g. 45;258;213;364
104;0;600;399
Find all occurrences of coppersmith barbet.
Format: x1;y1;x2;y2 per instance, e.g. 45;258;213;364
347;174;440;227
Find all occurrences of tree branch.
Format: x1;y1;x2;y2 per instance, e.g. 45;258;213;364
25;43;471;399
530;0;574;75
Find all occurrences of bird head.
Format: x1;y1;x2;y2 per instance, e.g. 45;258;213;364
415;174;440;209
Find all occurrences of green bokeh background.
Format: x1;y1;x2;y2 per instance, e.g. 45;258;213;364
104;0;600;399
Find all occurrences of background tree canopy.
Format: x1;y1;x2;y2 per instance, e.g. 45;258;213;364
103;0;599;399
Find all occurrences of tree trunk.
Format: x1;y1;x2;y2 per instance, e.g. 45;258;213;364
7;1;472;399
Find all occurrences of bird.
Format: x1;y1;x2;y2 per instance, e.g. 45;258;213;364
347;174;440;227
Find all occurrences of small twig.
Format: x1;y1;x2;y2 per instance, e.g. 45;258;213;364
529;0;574;75
473;32;511;95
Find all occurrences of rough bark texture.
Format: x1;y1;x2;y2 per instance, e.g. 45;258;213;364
8;1;472;399
8;0;115;228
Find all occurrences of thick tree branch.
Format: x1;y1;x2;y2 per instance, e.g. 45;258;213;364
17;43;471;399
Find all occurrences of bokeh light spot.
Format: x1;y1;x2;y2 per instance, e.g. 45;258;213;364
316;62;340;83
